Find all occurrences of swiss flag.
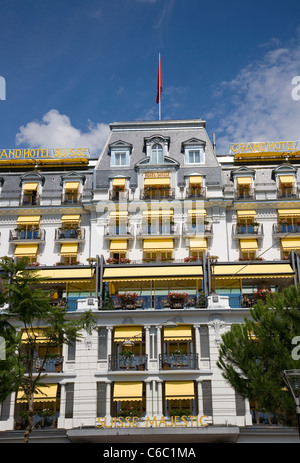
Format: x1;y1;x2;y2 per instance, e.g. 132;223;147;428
156;54;162;104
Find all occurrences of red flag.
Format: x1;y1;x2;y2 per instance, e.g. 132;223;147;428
156;54;162;104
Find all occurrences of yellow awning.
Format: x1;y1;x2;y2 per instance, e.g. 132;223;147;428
165;381;195;400
114;326;143;343
64;181;79;190
35;268;93;283
60;243;78;256
61;214;81;224
103;265;203;282
236;177;252;185
14;244;38;257
113;382;143;402
109;240;128;252
237;210;256;219
113;178;126;187
281;238;300;251
21;328;48;344
109;211;128;218
17;384;58;403
214;263;294;279
188;208;206;217
278;209;300;218
279;175;295;184
239;239;258;252
22;182;39;191
142;210;173;218
143;238;174;252
189;238;207;250
164;325;192;341
17;216;41;225
189;176;203;185
144;177;170;186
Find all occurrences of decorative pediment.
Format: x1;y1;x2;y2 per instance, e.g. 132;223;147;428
60;171;86;185
20;172;45;186
108;140;133;153
230;166;255;182
182;138;206;151
135;155;179;170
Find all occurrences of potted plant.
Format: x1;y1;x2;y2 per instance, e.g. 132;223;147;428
167;292;188;308
184;256;197;262
117;291;138;309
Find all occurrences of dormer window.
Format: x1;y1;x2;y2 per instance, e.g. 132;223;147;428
109;141;132;167
182;138;205;165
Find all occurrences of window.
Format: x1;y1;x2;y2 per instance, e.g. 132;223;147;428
185;148;204;164
65;383;74;419
98;327;108;360
151;144;163;164
111;151;129;167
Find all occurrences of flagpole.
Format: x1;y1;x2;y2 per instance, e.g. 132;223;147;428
159;52;161;121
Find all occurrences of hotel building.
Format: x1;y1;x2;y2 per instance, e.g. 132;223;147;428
0;119;299;443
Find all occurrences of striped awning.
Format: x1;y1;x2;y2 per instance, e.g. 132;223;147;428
113;382;143;402
22;182;39;191
14;244;38;257
61;214;80;224
236;177;252;185
237;210;256;219
60;243;78;256
17;216;41;225
144;177;170;186
239;239;258;252
281;238;300;251
189;176;202;185
277;209;300;218
279;175;295;184
164;325;192;341
21;328;48;344
165;381;195;400
112;178;126;187
189;238;207;250
17;384;58;403
114;326;143;343
109;240;128;252
214;263;294;279
143;238;174;252
64;181;79;190
103;265;203;282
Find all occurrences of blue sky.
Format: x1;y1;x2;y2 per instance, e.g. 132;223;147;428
1;0;300;156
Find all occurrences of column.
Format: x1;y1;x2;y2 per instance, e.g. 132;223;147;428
106;382;111;418
197;380;203;416
194;324;201;370
144;325;150;368
146;381;152;416
107;326;113;361
157;381;163;416
57;384;65;428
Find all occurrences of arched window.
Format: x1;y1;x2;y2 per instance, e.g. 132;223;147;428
151;144;163;164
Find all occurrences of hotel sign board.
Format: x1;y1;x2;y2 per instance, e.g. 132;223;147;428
230;140;300;155
0;148;89;161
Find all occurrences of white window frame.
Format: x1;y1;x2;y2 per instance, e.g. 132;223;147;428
151;143;164;164
111;150;130;167
184;146;205;165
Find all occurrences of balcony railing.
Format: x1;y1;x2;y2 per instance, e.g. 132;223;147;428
233;224;263;237
273;223;300;235
109;189;129;201
137;224;179;236
55;227;85;240
22;356;64;373
234;188;255;200
186;187;206;199
9;228;46;241
104;225;133;236
159;353;198;370
19;193;40;206
277;187;298;199
108;354;148;371
61;192;82;204
183;223;213;236
109;295;201;310
140;188;175;200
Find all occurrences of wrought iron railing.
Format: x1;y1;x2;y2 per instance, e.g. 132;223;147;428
108;354;148;371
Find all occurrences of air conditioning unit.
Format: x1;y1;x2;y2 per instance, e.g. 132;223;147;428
77;298;98;311
207;294;230;309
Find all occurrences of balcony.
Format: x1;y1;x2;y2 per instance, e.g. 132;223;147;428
277;187;298;199
23;356;64;373
109;189;129;201
109;295;200;310
232;223;264;238
61;192;82;205
137;223;179;237
234;188;255;200
186;187;206;199
140;187;175;200
9;228;46;242
273;223;300;236
104;224;133;237
55;227;85;241
108;354;148;371
183;223;213;237
19;193;40;206
159;353;198;370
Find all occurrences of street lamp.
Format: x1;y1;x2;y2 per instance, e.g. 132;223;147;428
86;257;97;296
281;369;300;436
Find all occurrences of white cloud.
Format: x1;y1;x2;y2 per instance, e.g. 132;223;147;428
212;39;300;154
16;109;110;157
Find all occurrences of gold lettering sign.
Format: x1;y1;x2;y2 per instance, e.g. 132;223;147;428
0;148;89;161
145;172;170;178
230;140;300;155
